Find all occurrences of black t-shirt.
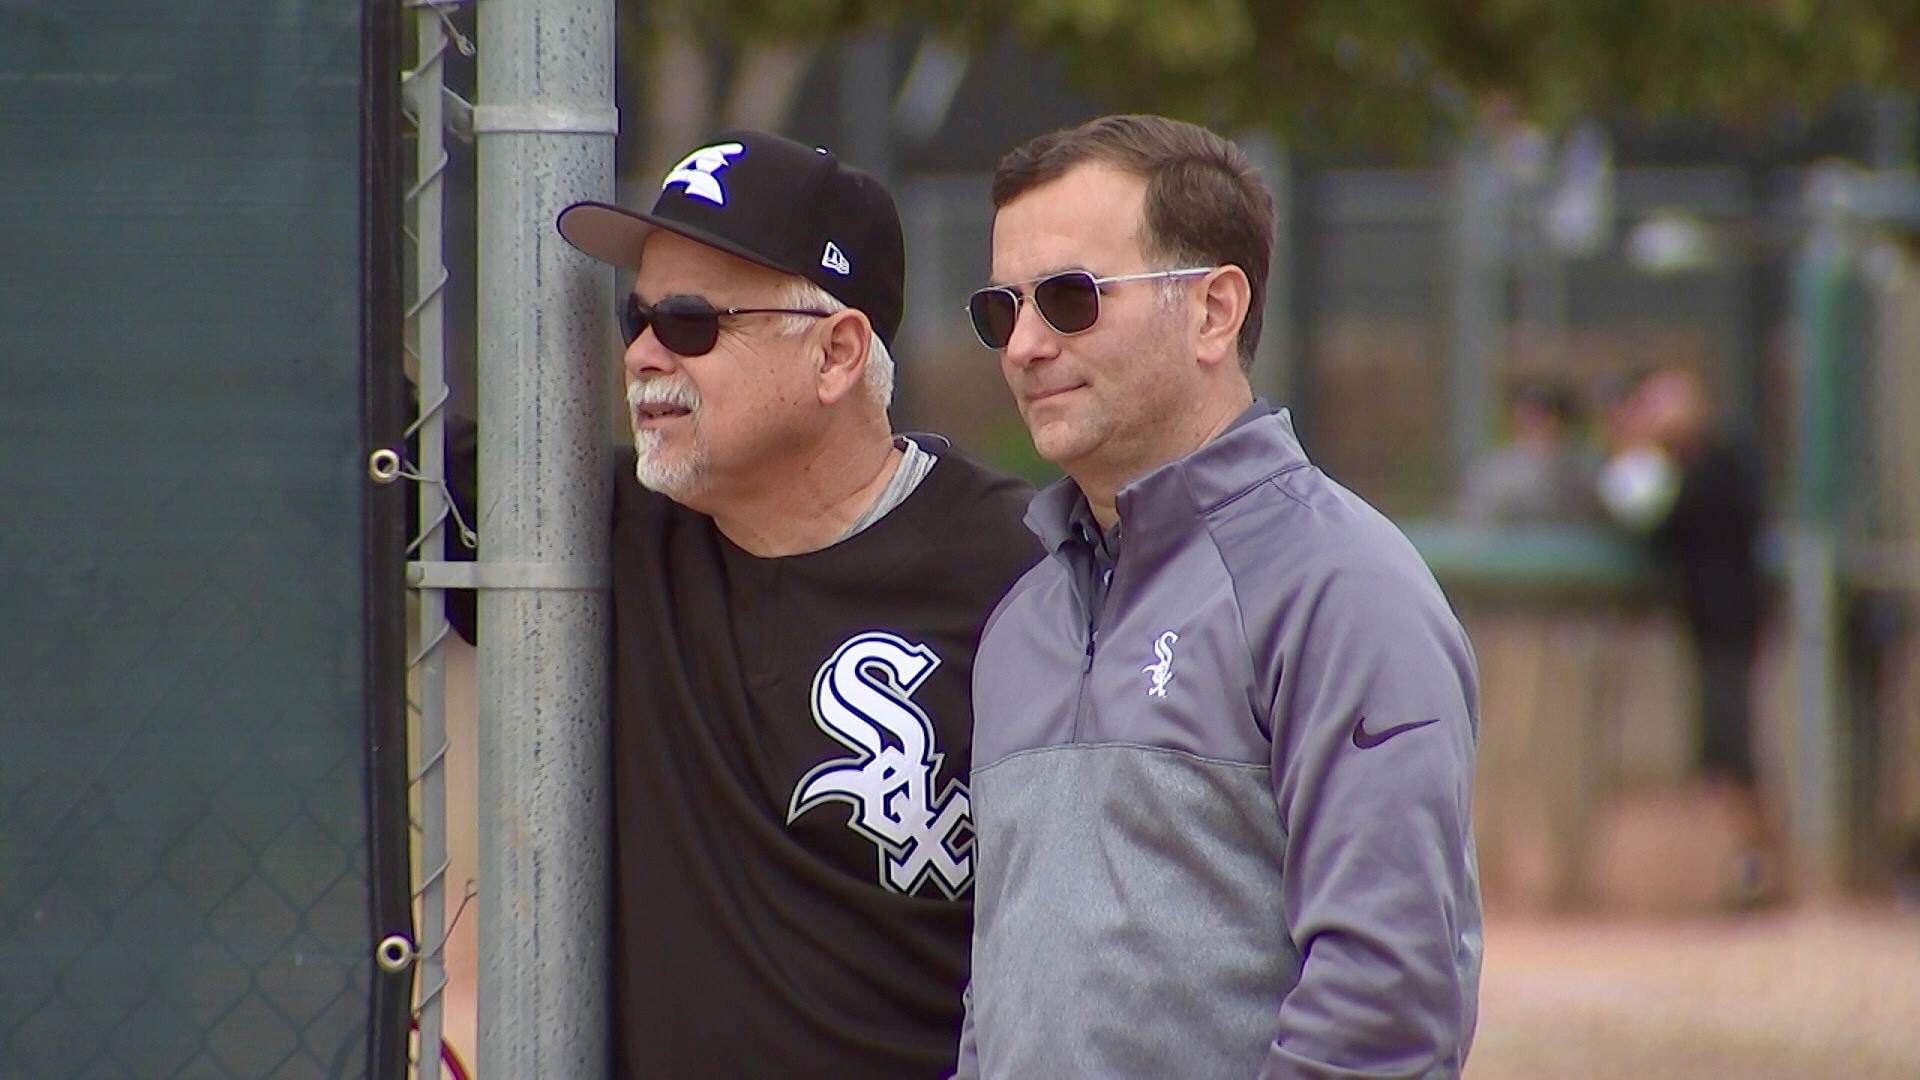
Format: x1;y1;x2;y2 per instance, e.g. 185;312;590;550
609;439;1039;1079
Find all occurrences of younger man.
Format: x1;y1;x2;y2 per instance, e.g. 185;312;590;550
958;115;1481;1079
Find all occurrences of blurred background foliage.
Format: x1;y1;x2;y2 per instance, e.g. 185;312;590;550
625;0;1920;171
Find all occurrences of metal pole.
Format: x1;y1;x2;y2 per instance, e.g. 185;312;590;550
1284;163;1318;434
399;6;456;1074
1786;176;1851;895
474;0;615;1074
898;178;945;372
1241;132;1292;406
837;30;895;185
837;30;899;409
1868;93;1918;172
1448;131;1508;479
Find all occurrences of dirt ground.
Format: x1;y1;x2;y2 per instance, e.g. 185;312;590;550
1470;902;1920;1079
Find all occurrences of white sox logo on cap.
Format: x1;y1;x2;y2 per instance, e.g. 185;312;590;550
556;129;906;348
661;142;744;205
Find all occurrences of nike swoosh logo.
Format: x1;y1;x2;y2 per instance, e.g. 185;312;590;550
1351;715;1442;749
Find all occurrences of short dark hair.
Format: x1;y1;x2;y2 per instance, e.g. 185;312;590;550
990;115;1275;370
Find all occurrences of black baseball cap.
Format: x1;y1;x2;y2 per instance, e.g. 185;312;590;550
556;130;905;349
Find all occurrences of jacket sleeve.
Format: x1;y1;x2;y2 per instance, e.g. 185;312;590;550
1259;562;1482;1079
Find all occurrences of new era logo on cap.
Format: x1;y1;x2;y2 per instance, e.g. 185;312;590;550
554;129;906;348
660;142;744;205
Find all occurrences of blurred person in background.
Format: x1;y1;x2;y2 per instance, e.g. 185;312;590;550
555;130;1038;1077
1597;364;1778;904
1456;380;1605;526
955;114;1481;1080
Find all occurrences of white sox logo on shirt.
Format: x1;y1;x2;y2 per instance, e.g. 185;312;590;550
661;142;744;205
1142;630;1179;699
788;632;973;897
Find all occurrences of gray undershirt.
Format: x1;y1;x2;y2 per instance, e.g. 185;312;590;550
835;436;936;542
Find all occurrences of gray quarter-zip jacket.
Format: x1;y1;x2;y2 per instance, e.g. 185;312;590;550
956;407;1481;1079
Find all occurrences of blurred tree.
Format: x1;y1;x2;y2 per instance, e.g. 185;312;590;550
960;0;1920;148
625;0;910;181
623;1;1920;177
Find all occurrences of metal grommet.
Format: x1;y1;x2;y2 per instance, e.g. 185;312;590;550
369;448;403;484
376;934;417;972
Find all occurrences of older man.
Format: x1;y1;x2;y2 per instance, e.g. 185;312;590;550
556;130;1036;1078
957;115;1482;1079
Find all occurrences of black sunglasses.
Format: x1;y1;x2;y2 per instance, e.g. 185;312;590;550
622;294;833;357
966;267;1213;350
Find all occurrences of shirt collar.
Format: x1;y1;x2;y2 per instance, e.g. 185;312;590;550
1024;398;1298;553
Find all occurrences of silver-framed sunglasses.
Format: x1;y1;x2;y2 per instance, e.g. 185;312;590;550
966;267;1213;349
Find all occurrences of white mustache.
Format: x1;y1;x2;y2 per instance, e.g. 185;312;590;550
627;378;700;413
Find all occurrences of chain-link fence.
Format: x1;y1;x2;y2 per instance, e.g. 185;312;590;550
0;2;401;1075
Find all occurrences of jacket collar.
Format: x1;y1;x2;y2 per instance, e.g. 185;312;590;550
1025;403;1310;554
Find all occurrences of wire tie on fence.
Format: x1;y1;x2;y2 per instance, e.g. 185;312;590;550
442;11;477;58
410;738;450;784
367;448;478;549
404;0;478;57
434;880;479;955
413;856;452;902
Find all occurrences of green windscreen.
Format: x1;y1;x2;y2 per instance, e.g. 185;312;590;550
0;2;388;1075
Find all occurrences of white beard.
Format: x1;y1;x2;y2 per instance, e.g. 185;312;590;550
628;378;709;499
632;426;710;497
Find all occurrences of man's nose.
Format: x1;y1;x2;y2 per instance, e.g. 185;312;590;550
623;329;678;381
1000;297;1059;368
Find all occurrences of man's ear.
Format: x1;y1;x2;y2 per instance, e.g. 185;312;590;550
815;310;871;406
1195;265;1250;369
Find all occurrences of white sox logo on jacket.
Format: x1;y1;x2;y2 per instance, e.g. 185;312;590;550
788;631;974;897
1142;630;1179;699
